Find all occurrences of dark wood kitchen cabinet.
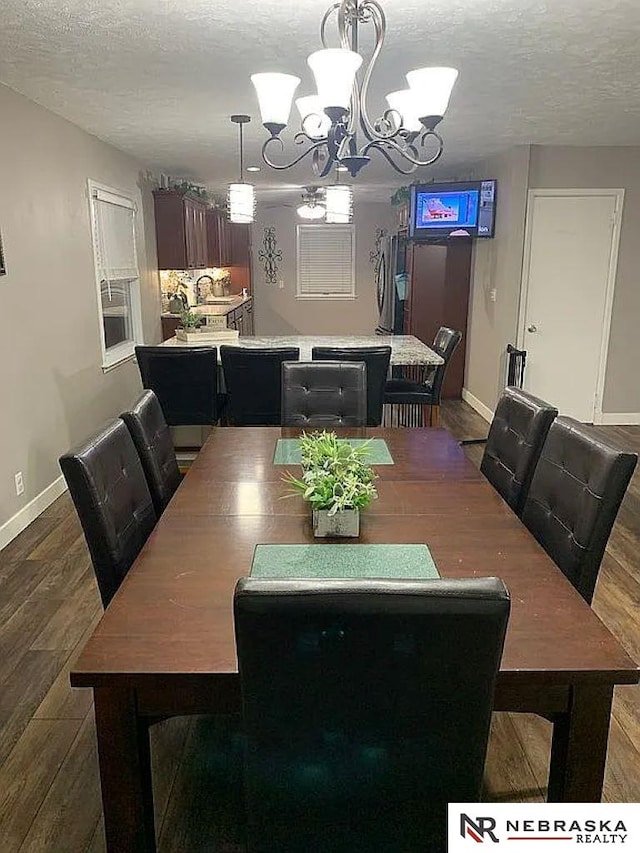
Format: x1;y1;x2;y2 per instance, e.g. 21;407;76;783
153;190;208;269
206;208;232;267
403;240;472;399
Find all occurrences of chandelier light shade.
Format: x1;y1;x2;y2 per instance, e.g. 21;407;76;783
385;89;423;133
227;115;256;224
251;73;301;132
228;183;256;223
405;67;459;126
307;49;363;113
250;0;459;177
296;95;332;139
325;185;353;223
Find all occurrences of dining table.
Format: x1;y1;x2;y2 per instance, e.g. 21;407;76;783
71;427;639;852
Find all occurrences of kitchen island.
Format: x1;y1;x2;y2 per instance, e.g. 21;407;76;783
159;334;443;367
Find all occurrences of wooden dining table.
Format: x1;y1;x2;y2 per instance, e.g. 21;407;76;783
71;427;639;852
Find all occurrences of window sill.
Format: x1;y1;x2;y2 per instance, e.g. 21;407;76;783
102;351;136;374
295;294;357;301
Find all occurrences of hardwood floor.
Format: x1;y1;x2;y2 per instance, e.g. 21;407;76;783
0;401;639;851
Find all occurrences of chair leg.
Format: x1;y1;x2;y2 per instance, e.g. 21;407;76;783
431;405;439;428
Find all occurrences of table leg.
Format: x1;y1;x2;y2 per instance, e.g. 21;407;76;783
94;686;156;852
547;684;613;802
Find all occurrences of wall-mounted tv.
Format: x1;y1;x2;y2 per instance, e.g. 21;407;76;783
409;179;497;240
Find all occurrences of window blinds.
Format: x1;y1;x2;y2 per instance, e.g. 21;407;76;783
297;225;355;297
92;189;138;282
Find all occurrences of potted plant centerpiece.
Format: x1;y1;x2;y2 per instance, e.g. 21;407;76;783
175;308;203;341
283;431;378;537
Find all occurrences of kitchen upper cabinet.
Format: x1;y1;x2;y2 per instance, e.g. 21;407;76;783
206;208;232;267
153;190;208;269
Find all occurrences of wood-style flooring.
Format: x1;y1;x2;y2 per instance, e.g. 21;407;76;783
0;401;639;851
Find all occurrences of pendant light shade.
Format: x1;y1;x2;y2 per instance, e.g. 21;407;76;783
296;95;332;139
251;73;301;129
307;49;363;112
405;67;458;120
385;89;423;133
228;183;255;224
325;185;353;224
228;115;255;224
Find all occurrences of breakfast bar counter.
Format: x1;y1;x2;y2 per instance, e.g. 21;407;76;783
159;334;444;366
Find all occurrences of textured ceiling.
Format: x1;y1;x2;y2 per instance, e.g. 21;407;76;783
2;0;640;196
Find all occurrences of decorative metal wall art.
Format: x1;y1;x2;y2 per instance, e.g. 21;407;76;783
0;229;6;276
369;227;387;268
258;227;283;285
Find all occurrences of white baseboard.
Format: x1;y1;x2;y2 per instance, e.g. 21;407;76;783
0;475;67;552
595;412;640;426
461;388;494;423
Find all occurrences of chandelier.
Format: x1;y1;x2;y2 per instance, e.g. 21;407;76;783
251;0;458;178
227;114;256;223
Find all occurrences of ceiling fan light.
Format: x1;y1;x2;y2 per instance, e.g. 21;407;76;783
405;67;458;120
307;49;363;112
325;185;353;224
295;95;331;138
385;89;423;133
251;73;301;129
297;203;326;220
228;183;255;224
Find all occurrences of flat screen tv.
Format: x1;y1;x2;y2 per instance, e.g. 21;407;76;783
409;179;497;239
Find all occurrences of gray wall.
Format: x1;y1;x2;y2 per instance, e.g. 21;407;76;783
528;145;640;414
0;83;160;536
252;201;394;336
465;146;531;411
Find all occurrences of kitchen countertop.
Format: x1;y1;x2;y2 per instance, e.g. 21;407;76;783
159;334;443;366
162;294;251;318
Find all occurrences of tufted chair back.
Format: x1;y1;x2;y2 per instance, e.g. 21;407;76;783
121;391;182;516
312;346;391;426
281;361;366;428
481;387;557;515
521;417;637;603
234;577;510;852
60;419;157;608
134;346;219;426
221;346;300;426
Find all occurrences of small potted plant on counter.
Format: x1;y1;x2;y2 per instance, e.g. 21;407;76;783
175;309;203;341
283;431;378;537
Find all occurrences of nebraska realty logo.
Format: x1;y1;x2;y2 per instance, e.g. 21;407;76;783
448;805;639;852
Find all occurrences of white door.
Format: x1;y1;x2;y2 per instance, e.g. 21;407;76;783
520;190;623;422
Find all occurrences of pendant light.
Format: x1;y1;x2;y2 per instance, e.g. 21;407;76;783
228;114;256;224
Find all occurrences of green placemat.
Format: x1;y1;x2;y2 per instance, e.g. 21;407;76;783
251;544;439;580
273;438;394;465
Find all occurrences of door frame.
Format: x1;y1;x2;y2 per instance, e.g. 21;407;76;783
517;188;625;424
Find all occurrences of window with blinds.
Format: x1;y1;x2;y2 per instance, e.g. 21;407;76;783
296;224;356;299
89;181;143;369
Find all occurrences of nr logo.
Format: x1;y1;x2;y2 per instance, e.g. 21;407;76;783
460;814;500;843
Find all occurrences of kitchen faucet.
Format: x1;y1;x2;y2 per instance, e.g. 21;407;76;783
195;275;214;304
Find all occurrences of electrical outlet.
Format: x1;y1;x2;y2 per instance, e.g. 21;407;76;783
489;288;497;303
15;471;24;496
278;279;284;289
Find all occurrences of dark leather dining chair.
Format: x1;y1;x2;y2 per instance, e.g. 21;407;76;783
521;417;637;604
134;346;220;426
383;326;462;427
281;361;367;428
221;346;300;426
59;419;156;608
312;346;391;426
480;386;558;516
121;390;183;516
234;576;510;853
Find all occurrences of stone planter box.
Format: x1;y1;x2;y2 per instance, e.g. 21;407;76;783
312;508;360;538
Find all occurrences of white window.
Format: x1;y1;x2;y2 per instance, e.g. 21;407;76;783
296;224;356;299
89;180;143;369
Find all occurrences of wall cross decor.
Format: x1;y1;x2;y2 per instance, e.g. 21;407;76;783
258;226;282;285
369;227;387;270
